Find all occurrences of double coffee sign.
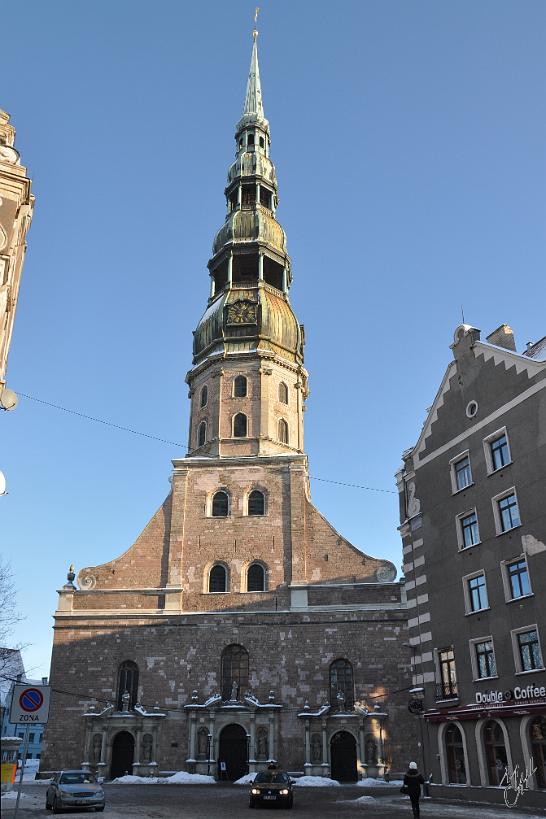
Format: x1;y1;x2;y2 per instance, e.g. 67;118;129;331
475;684;546;705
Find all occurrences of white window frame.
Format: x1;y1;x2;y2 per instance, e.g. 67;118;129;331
483;426;512;475
470;635;498;681
456;507;480;550
500;554;533;603
232;412;248;438
492;486;521;535
462;570;490;615
511;624;545;675
449;450;473;494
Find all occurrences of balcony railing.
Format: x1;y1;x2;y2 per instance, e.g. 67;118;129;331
436;681;458;700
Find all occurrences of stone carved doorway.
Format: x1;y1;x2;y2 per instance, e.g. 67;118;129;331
218;723;248;781
110;731;134;780
330;730;357;782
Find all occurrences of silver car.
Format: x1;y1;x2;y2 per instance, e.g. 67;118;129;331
46;770;105;813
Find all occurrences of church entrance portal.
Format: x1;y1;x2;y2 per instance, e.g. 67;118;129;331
110;731;135;780
218;723;248;781
330;731;357;782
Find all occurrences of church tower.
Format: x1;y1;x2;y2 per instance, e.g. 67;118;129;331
43;25;415;784
187;28;306;459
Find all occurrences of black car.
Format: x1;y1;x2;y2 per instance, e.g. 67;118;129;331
249;771;294;809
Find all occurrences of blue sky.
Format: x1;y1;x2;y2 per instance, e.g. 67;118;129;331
2;1;545;678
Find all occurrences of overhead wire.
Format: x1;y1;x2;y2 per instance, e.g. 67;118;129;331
14;390;397;495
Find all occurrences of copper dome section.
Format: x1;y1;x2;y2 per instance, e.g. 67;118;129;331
212;208;287;257
193;285;303;364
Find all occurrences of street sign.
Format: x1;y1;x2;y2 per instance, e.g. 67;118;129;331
408;699;424;715
9;684;51;724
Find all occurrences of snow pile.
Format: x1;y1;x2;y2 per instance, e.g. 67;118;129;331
292;775;340;787
353;795;377;804
2;791;29;800
234;773;256;785
111;771;215;785
357;777;403;787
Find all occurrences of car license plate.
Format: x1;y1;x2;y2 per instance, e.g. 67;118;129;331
264;795;276;800
76;799;88;805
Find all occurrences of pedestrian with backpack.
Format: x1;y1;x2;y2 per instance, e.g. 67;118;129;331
402;761;425;818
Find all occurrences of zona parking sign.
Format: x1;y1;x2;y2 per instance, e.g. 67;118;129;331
10;684;51;724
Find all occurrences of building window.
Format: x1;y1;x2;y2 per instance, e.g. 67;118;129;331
530;717;546;789
451;453;472;492
437;647;458;699
513;627;544;673
259;136;265;148
247;133;255;147
466;573;489;613
212;490;229;517
233;412;247;438
473;639;497;679
495;491;521;533
484;427;511;473
248;490;265;516
200;385;208;408
445;723;466;784
233;375;247;397
247;563;266;592
197;421;207;448
278;418;289;444
278;382;289;404
221;644;249;701
329;659;354;709
483;720;508;786
458;510;479;549
505;557;531;600
117;660;139;711
209;564;228;593
28;733;35;743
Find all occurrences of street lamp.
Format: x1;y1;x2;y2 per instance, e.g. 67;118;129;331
206;734;212;777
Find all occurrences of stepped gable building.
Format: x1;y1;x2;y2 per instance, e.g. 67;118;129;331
42;30;417;783
398;323;546;808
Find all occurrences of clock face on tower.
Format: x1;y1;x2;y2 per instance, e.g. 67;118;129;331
226;300;258;325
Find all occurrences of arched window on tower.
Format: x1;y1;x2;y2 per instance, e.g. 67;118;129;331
212;491;229;517
233;375;247;397
233;413;247;438
221;644;249;700
197;421;207;448
209;564;228;593
200;385;208;408
329;659;354;709
116;661;139;711
247;133;255;147
248;490;265;516
278;382;288;404
278;418;289;444
247;563;266;592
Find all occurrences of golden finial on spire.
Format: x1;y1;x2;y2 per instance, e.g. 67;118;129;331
253;7;260;40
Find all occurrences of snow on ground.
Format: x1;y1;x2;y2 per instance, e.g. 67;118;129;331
111;771;215;785
292;775;340;787
352;795;377;804
234;773;256;785
1;791;29;800
356;777;403;787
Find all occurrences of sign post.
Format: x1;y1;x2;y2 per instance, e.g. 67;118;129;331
9;684;51;819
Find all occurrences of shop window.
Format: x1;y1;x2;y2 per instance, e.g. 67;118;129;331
329;658;354;709
117;661;139;711
483;720;508;786
221;644;249;701
445;723;466;784
530;717;546;789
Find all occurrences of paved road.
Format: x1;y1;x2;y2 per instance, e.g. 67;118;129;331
2;783;544;819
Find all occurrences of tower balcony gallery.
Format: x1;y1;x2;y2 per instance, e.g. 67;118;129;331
41;25;418;783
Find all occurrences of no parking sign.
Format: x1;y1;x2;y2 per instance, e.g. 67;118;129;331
10;684;51;724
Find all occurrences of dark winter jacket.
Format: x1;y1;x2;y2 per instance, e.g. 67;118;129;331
403;770;425;798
